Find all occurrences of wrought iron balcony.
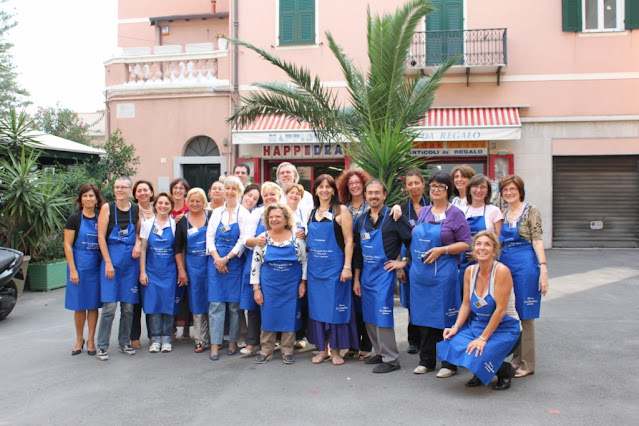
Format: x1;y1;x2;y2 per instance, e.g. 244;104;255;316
408;28;507;84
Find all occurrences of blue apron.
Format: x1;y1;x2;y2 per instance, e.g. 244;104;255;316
307;208;351;324
399;196;426;309
409;206;460;329
437;263;520;385
208;207;244;303
499;205;541;320
360;207;396;328
260;238;302;332
348;201;367;313
100;206;139;304
185;212;209;315
240;216;265;311
142;221;179;314
458;205;487;294
66;214;102;311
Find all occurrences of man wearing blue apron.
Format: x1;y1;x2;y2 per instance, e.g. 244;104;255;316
96;177;140;361
353;179;412;373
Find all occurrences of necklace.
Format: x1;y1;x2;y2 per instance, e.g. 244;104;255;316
140;205;154;216
506;203;524;223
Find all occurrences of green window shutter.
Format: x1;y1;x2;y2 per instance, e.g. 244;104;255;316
562;0;582;32
626;0;639;30
298;0;315;44
280;0;296;46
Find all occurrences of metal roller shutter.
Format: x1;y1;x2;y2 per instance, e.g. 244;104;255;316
553;156;639;248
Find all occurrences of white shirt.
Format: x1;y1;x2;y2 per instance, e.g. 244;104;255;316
205;203;251;256
242;206;265;246
464;204;504;234
451;196;468;209
140;216;176;239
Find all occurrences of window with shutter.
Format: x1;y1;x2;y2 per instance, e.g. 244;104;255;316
563;0;629;32
279;0;316;46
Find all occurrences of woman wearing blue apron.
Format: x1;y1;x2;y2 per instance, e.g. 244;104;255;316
408;172;471;377
458;174;504;296
64;183;105;356
439;231;521;390
499;175;549;379
388;169;431;355
250;204;307;365
206;177;250;360
139;193;178;353
337;169;372;360
241;182;283;356
96;177;140;361
306;175;357;366
175;188;212;353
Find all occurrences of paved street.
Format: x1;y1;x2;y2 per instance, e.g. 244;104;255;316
0;249;638;425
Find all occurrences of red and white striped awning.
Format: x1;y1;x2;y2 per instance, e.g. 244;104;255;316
232;107;521;144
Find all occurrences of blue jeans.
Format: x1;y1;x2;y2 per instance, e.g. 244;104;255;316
209;302;240;345
149;313;173;345
97;302;134;350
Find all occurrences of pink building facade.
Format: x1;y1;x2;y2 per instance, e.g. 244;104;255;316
104;0;639;247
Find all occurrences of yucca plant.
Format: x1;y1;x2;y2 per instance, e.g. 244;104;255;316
228;0;456;205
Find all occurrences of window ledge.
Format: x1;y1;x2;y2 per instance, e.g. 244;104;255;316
275;43;321;51
579;30;629;37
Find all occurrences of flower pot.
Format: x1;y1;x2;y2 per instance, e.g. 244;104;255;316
28;260;67;292
217;38;228;51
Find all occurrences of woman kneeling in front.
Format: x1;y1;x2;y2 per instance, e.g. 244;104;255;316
438;231;521;390
250;204;307;364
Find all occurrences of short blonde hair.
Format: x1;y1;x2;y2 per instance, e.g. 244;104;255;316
285;183;304;196
186;187;207;204
224;176;245;194
263;203;294;231
260;181;283;200
472;230;501;258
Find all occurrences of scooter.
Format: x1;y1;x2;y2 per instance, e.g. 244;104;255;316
0;247;24;321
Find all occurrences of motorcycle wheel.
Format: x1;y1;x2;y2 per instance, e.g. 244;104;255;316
0;281;17;321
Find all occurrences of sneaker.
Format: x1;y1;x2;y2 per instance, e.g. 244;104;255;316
294;339;307;349
119;345;136;356
149;343;161;353
161;343;172;353
413;365;434;374
96;349;109;361
436;367;457;378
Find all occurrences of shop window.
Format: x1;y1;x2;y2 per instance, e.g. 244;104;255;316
563;0;638;31
279;0;315;46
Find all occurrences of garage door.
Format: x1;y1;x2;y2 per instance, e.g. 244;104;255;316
553;156;639;248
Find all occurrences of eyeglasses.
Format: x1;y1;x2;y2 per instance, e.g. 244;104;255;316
173;186;186;190
429;184;448;191
348;181;361;187
114;186;131;190
502;188;519;193
472;185;489;191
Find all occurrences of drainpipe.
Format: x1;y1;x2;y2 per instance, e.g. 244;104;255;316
232;0;240;163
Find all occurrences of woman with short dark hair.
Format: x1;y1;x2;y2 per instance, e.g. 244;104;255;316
64;183;105;356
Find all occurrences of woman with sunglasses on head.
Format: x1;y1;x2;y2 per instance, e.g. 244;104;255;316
439;231;521;390
451;164;475;209
64;183;105;356
498;175;549;379
458;174;504;298
409;171;471;378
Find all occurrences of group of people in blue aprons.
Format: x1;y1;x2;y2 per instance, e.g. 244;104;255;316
64;164;548;390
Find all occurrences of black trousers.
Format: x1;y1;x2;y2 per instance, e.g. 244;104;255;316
246;310;262;347
407;311;420;347
418;325;456;370
349;311;372;353
130;302;151;340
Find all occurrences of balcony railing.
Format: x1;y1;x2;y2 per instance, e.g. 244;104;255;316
408;28;507;68
104;43;229;93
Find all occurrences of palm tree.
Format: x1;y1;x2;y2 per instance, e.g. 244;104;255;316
228;0;457;204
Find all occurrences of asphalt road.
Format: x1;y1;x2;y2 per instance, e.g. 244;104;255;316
1;249;638;425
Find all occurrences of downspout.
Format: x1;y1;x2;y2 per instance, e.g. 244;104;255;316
232;0;240;163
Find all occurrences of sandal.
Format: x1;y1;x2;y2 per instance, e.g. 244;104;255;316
358;351;371;361
343;350;357;359
312;353;330;364
331;355;345;365
514;369;534;378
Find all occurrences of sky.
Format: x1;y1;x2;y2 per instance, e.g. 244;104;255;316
5;0;117;113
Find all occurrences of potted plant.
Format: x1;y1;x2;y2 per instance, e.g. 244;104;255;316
216;32;228;50
27;231;67;291
0;109;67;290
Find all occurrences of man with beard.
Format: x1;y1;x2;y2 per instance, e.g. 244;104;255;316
353;179;412;373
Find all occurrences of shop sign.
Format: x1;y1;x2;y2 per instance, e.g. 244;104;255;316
262;143;345;159
415;127;520;141
410;141;487;157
